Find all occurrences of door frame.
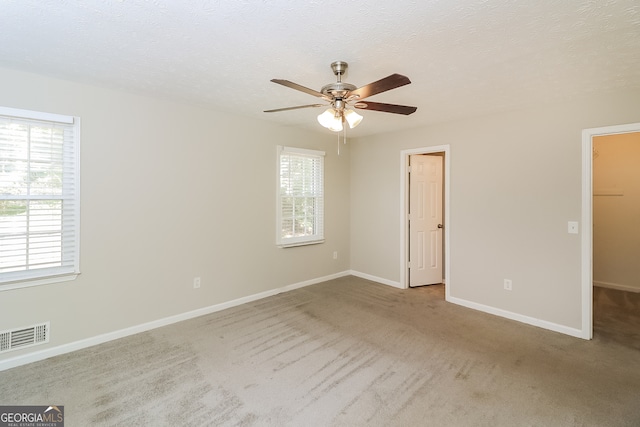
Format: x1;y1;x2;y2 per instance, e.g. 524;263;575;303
581;122;640;339
400;145;451;297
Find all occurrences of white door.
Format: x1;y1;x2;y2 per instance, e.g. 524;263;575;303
409;154;443;287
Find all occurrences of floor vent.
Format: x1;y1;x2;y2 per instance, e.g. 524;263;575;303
0;322;50;354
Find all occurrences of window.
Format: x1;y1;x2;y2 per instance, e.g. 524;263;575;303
277;146;324;247
0;107;80;289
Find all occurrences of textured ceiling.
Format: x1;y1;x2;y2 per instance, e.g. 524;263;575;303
1;0;639;137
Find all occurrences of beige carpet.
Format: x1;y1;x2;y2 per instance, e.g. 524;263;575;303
1;276;639;426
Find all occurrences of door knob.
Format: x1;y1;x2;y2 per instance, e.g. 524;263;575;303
437;224;443;229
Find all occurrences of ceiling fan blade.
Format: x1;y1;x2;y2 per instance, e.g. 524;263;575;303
264;104;324;113
271;79;327;99
354;101;417;115
348;74;412;100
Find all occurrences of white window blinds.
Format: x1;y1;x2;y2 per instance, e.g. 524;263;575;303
277;146;325;247
0;107;80;287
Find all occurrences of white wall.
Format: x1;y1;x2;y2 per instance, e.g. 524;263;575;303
351;89;640;332
0;67;351;363
593;132;640;292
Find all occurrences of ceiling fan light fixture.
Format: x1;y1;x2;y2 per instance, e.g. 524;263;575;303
317;108;343;132
266;61;416;135
344;109;363;129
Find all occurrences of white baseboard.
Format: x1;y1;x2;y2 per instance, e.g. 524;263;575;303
348;272;586;338
322;272;588;339
594;281;640;293
447;295;588;339
0;270;351;372
349;270;402;288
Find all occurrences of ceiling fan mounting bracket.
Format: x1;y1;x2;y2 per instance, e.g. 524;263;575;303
330;61;349;79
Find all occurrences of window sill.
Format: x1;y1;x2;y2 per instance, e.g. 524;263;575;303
0;273;79;292
278;239;325;248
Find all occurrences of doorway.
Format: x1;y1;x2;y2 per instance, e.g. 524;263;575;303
592;132;640;292
582;122;640;339
400;145;450;298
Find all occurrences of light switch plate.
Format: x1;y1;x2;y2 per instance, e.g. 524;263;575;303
568;221;579;234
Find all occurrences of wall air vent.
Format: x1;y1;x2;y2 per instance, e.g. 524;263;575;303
0;322;50;354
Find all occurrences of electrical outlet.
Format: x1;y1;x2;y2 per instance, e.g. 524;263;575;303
193;277;201;289
504;279;512;291
333;251;338;260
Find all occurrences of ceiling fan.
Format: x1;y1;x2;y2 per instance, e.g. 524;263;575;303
264;61;417;132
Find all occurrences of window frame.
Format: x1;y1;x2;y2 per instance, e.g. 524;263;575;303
276;145;325;248
0;106;81;291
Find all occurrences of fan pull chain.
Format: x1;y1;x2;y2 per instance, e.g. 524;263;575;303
336;120;349;155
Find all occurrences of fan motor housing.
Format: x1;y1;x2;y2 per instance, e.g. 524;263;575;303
321;82;356;98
